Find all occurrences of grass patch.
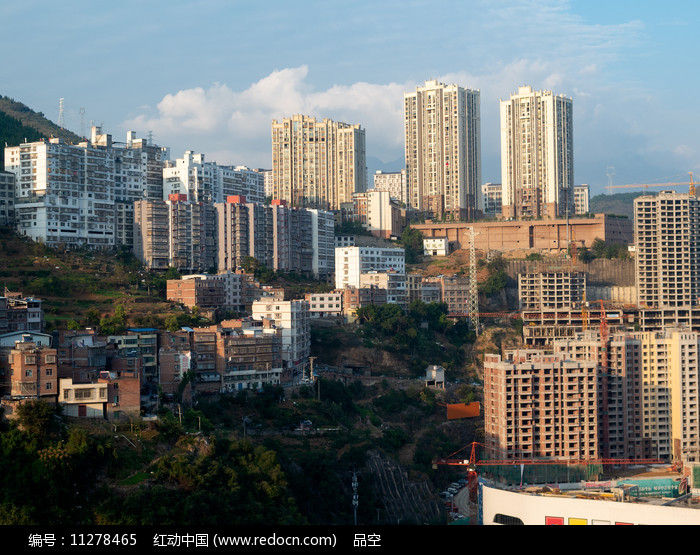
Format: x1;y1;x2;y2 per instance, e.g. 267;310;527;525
119;472;152;486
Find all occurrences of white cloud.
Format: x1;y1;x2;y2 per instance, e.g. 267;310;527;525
123;66;408;168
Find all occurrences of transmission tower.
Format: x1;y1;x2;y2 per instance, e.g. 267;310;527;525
606;166;615;195
467;226;479;335
79;107;86;138
58;98;65;129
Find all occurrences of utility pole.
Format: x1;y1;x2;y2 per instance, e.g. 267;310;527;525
352;471;359;525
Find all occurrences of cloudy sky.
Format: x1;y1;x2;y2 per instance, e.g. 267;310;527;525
1;1;698;196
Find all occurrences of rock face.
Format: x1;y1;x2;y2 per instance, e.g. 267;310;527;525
364;450;442;525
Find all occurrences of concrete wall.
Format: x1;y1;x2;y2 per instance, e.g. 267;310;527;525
480;482;700;525
413;214;633;253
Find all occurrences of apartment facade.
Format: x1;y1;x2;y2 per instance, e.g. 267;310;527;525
404;80;481;220
215;197;335;280
635;191;700;308
4;128;166;249
0;171;15;226
215;320;283;393
552;329;700;464
359;272;407;308
5;137;116;248
574;184;590;215
335;246;405;290
500;86;574;220
373;170;408;205
343;190;403;239
163;151;264;205
251;299;310;373
271;115;367;210
133;197;216;273
481;182;502;217
305;291;343;319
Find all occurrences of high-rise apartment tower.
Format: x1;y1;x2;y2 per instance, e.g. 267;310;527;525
271;115;367;210
500;86;573;220
404;80;481;220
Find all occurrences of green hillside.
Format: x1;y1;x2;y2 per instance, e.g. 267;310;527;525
589;192;644;220
0;95;83;167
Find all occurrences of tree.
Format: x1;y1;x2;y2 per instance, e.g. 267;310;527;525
400;226;424;264
15;400;61;439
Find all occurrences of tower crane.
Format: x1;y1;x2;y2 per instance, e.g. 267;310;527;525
604;172;697;195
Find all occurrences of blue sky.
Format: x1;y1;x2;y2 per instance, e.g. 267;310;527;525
2;0;699;196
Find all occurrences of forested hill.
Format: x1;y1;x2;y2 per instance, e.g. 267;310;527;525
589;192;645;220
0;95;83;167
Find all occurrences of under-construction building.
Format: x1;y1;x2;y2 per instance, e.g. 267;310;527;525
484;349;599;462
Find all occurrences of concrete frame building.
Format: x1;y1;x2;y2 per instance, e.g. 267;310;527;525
518;271;586;312
500;86;574;220
404;80;481;220
271;115;367;210
484;349;599;461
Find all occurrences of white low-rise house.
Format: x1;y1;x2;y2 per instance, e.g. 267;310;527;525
423;237;449;256
425;365;446;388
59;378;108;418
305;291;343;319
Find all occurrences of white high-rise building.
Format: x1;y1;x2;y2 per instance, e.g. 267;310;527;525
163;151;264;205
5;135;115;248
271;115;367;210
4;127;166;249
404;80;481;220
500;86;573;220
